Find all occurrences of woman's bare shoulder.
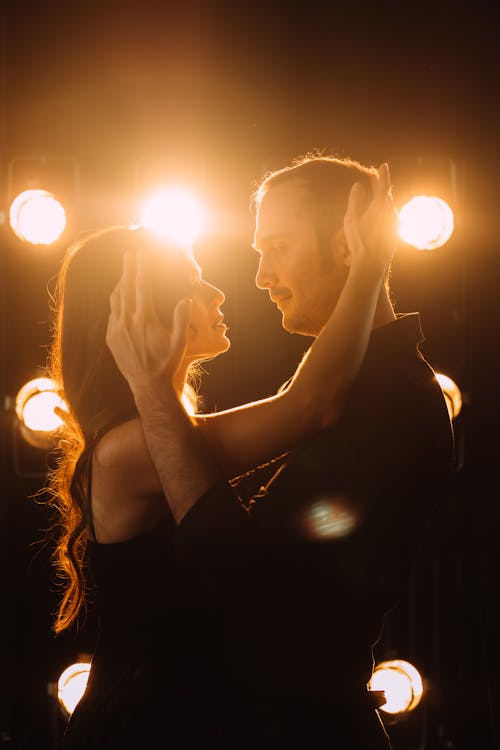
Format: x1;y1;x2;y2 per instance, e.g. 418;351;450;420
94;418;145;466
91;419;165;542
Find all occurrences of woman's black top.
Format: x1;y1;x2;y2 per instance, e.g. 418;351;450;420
61;511;227;749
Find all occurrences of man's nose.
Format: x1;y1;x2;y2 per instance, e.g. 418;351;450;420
255;255;275;289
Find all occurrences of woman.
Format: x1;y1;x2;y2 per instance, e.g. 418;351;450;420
48;165;395;747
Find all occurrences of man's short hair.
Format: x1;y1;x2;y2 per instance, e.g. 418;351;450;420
252;153;379;271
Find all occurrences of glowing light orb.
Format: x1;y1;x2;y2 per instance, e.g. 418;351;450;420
140;187;206;248
398;196;454;250
57;661;91;716
9;189;66;245
368;659;423;714
301;497;359;540
15;377;68;432
181;383;198;416
435;372;463;420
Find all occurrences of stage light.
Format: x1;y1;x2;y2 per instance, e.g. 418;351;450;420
57;660;91;716
9;189;67;245
435;373;463;420
140;186;206;248
15;377;68;449
181;383;198;416
398;196;454;250
368;659;423;715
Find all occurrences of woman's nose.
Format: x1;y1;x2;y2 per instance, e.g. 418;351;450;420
205;281;225;306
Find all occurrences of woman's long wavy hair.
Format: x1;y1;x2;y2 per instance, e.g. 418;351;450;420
47;224;198;634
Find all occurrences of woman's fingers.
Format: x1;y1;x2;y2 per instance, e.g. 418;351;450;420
106;249;190;388
373;163;390;207
344;183;365;261
109;280;122;321
110;250;155;324
347;181;365;218
120;250;136;315
344;165;397;274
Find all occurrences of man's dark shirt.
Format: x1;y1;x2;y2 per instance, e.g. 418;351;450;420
177;314;454;748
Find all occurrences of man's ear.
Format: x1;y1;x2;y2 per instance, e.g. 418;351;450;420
332;228;352;268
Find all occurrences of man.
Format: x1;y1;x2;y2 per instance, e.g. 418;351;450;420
107;155;454;748
231;156;454;746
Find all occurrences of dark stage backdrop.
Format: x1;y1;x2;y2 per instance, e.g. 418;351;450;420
1;1;499;748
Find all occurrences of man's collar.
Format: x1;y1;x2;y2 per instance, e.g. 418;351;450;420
365;313;424;363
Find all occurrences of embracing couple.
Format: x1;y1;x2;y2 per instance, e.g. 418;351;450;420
48;155;453;749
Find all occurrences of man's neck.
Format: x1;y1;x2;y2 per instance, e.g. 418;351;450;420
313;287;396;338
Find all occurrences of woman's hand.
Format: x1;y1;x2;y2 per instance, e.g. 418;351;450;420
343;162;398;278
106;250;192;395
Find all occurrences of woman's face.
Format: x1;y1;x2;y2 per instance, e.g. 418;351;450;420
182;257;230;363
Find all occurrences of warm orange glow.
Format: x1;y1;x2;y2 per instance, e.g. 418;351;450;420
140;186;206;248
15;377;68;448
368;659;423;714
435;372;463;420
398;195;454;250
57;661;91;716
9;189;66;245
15;377;67;432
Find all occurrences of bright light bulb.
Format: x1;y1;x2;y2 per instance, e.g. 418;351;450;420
21;391;66;431
57;661;91;716
435;372;463;419
9;189;66;245
140;186;205;248
398;196;454;250
369;659;423;714
15;377;68;449
15;377;68;432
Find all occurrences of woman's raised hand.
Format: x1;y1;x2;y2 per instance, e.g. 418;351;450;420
106;250;192;395
343;162;398;278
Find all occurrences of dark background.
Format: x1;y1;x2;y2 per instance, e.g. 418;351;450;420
1;1;499;748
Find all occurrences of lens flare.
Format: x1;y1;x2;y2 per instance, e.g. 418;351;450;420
398;196;454;250
299;496;360;541
9;189;66;245
140;186;205;248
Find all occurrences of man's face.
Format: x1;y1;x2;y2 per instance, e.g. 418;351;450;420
253;180;348;337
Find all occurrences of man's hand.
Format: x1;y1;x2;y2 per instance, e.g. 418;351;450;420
343;162;398;277
106;250;192;396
